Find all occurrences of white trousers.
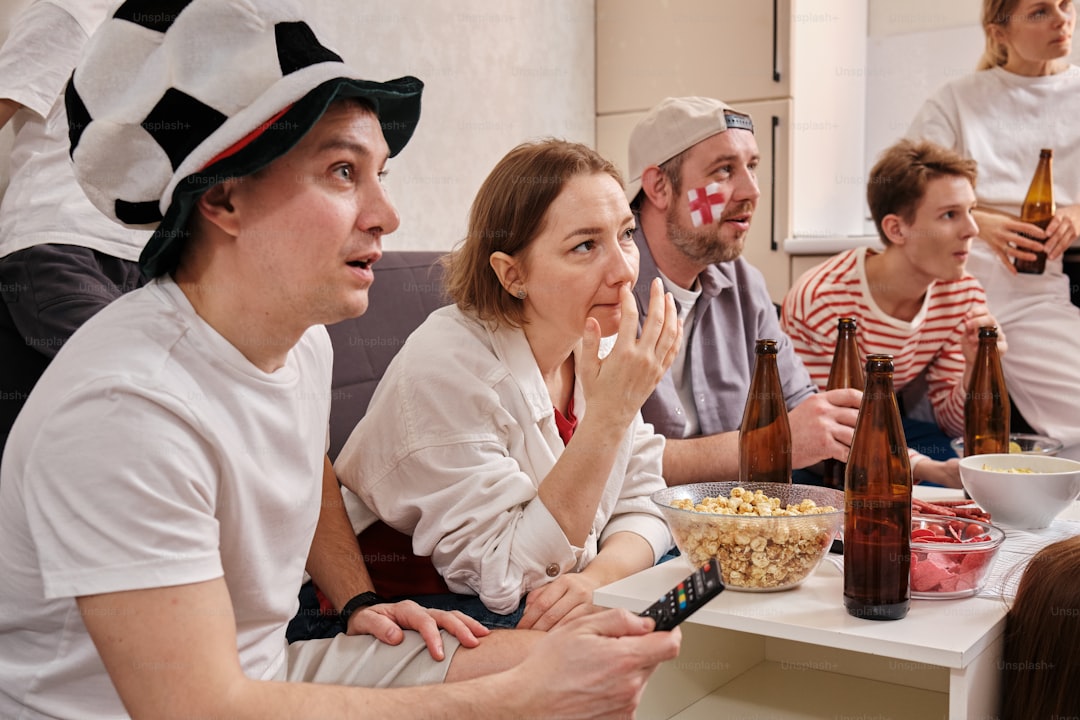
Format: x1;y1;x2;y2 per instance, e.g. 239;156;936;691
968;245;1080;447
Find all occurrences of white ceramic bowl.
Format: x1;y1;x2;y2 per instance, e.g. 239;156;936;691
958;454;1080;529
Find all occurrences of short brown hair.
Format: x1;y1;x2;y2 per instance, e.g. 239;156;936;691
1001;534;1080;719
867;139;977;245
444;139;623;327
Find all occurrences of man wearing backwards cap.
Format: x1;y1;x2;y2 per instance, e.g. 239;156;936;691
627;96;960;487
0;2;679;718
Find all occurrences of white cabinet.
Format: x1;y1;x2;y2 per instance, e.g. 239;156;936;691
596;0;791;115
596;0;868;304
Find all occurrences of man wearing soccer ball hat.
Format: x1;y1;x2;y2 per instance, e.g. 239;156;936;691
0;2;680;717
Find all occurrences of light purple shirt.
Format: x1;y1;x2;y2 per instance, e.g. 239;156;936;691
632;224;817;440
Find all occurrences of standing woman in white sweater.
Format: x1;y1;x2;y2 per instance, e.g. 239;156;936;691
908;0;1080;446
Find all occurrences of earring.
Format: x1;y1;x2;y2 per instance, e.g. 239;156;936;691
516;288;527;299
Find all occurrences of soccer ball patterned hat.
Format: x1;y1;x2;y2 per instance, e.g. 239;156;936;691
66;0;423;278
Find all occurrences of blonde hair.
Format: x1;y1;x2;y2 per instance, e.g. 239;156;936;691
444;139;623;328
978;0;1021;70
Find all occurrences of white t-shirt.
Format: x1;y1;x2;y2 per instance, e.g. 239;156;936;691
0;277;333;719
658;268;702;438
0;0;149;261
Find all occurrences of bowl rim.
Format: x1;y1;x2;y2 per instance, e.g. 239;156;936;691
650;481;844;520
911;512;1005;549
950;433;1065;453
958;453;1080;475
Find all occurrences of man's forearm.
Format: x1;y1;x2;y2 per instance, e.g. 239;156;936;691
661;432;740;485
306;456;375;609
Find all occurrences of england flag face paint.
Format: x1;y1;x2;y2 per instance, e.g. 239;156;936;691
687;182;726;227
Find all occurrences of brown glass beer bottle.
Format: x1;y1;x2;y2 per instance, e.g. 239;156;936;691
844;354;911;621
739;339;792;485
1015;149;1055;275
822;318;864;490
964;326;1010;456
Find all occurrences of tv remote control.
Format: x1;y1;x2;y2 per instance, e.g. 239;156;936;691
639;559;725;631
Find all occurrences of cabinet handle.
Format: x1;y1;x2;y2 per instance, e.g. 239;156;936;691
770;115;779;251
772;0;781;82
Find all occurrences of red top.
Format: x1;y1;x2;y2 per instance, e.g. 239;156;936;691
554;396;578;445
355;520;450;598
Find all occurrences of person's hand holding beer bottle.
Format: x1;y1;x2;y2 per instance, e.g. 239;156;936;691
971;209;1049;274
1043;205;1080;260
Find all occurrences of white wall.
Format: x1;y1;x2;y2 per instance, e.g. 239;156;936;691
791;0;868;237
868;0;982;36
0;0;595;251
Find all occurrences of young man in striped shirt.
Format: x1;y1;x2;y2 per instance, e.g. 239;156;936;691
781;139;1005;482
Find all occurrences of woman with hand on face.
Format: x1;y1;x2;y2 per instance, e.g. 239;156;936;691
335;140;681;630
907;0;1080;447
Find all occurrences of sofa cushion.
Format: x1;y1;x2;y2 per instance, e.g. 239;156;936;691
326;250;447;460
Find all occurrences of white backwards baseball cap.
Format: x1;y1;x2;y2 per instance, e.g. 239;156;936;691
625;96;754;203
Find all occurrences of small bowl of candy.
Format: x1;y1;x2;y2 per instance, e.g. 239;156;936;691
909;514;1004;599
950;432;1063;458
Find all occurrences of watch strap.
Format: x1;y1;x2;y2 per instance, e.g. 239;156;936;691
339;591;386;626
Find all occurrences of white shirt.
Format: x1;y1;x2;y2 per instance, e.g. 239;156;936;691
336;304;672;614
0;277;332;719
0;0;149;261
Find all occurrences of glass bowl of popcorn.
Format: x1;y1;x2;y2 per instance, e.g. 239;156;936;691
910;514;1005;599
651;482;844;592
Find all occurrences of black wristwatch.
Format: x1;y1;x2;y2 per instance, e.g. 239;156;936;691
339;591;386;626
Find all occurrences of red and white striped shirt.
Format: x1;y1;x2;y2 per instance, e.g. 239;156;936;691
780;247;988;439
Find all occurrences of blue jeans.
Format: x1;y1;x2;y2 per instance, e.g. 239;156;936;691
395;593;524;629
901;416;956;462
287;582;525;642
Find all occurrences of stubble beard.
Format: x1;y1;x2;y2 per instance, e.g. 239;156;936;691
665;202;747;266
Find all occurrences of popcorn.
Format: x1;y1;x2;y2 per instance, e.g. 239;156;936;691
668;487;839;590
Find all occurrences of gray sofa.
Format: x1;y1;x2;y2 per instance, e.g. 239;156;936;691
325;250;448;460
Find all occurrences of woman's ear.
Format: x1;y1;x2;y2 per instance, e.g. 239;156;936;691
489;251;524;296
986;21;1007;47
195;181;240;236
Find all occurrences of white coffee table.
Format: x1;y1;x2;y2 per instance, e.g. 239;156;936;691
595;488;1080;719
